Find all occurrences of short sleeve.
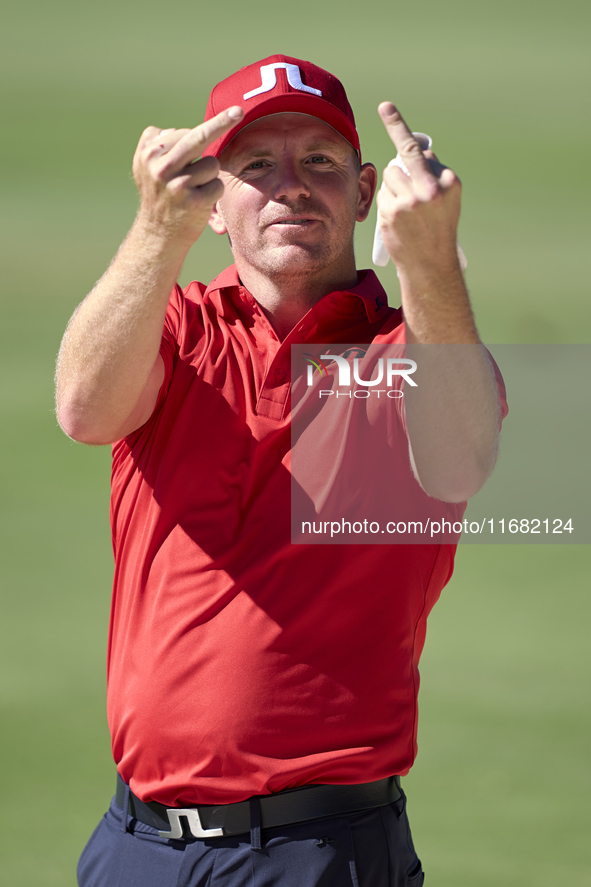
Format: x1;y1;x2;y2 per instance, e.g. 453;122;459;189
152;283;185;413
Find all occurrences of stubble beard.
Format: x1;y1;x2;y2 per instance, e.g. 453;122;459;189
223;200;358;285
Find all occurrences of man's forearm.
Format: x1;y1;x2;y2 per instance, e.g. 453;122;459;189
398;261;480;346
56;218;188;444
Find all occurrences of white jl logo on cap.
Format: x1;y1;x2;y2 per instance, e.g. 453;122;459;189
243;63;323;100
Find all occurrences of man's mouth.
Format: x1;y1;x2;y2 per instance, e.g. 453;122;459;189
269;219;318;226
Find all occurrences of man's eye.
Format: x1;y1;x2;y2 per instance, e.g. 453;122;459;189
309;155;329;164
245;160;268;170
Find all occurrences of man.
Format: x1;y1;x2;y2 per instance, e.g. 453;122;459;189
56;55;504;886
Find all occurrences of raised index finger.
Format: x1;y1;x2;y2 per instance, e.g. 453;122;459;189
161;106;244;174
378;101;429;176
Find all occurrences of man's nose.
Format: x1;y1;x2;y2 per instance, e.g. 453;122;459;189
273;162;310;201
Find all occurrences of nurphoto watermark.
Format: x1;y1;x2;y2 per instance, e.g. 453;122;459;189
290;344;590;544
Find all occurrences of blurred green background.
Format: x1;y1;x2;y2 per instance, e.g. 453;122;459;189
1;0;589;884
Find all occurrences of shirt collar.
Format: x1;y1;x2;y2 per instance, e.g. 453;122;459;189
339;269;390;322
204;265;391;323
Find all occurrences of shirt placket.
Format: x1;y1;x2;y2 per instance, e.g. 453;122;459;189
255;316;317;420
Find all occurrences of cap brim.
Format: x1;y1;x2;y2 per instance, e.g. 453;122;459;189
203;93;360;159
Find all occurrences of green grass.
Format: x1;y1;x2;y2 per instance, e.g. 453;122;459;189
406;546;591;886
1;0;590;883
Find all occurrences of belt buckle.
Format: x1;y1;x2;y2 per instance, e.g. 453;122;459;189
158;808;225;840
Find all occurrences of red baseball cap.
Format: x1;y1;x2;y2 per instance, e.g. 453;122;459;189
202;55;360;160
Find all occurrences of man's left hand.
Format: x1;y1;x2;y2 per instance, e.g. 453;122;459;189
377;102;462;278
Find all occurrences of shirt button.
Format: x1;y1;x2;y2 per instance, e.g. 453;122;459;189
274;368;286;381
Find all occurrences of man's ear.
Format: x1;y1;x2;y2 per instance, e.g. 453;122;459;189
356;163;378;223
208;203;227;235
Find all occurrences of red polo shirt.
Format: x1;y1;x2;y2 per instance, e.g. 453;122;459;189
108;266;461;806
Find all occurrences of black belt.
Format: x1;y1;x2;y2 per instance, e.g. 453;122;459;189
116;773;401;840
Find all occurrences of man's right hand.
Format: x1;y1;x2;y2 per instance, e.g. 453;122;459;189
132;107;244;245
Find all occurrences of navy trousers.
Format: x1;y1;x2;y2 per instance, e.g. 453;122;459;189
77;790;424;886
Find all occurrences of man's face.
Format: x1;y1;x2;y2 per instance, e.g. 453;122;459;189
209;113;375;281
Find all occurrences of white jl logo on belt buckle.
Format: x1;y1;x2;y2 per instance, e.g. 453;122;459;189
158;808;225;839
